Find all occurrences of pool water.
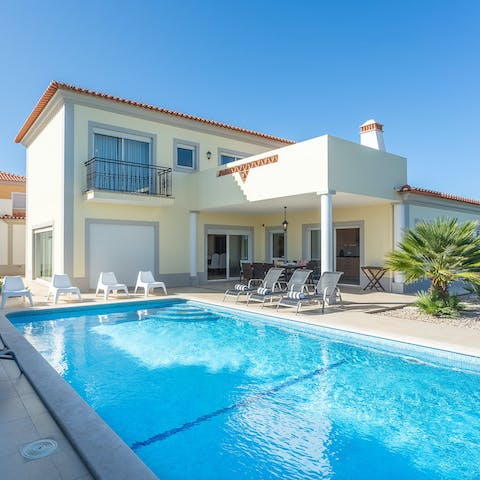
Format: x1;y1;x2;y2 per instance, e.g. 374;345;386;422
10;300;480;479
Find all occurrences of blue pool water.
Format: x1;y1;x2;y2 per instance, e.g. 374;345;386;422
9;300;480;479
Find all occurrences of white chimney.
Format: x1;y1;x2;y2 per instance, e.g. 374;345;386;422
360;119;385;151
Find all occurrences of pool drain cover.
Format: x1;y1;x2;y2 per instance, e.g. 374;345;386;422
21;439;58;460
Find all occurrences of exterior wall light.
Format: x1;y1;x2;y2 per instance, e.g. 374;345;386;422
282;206;288;232
206;151;212;160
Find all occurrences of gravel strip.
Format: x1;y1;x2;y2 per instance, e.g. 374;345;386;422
380;294;480;330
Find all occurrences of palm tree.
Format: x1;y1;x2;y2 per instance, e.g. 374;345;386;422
386;218;480;299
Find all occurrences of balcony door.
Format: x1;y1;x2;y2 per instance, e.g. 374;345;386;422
93;130;151;193
207;229;251;280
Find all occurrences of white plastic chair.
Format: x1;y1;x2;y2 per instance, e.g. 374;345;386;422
47;274;82;304
209;253;220;270
134;271;167;297
1;276;33;308
219;253;226;269
96;272;129;300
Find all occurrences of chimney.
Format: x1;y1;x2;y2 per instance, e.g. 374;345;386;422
360;119;385;151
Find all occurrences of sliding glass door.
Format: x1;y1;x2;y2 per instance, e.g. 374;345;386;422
207;229;251;280
34;228;53;280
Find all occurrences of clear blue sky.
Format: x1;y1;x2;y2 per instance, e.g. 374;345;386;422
0;0;478;197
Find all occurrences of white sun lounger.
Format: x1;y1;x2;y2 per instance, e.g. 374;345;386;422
1;276;33;309
134;271;167;297
48;274;82;304
96;272;129;300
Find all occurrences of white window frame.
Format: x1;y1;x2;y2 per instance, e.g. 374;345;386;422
174;139;199;172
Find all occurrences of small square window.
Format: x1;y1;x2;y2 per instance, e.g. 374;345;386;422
174;141;198;171
177;147;194;168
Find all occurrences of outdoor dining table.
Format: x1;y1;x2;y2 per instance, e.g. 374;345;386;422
278;263;303;281
361;266;387;292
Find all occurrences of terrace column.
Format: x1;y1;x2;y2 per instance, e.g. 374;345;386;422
189;211;199;285
321;193;334;273
392;203;406;291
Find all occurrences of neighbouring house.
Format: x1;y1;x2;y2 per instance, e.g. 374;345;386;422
14;82;480;292
0;171;26;276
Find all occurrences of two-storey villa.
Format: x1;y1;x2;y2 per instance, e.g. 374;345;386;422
15;82;480;293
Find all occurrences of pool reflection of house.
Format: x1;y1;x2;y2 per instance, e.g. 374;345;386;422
15;82;480;292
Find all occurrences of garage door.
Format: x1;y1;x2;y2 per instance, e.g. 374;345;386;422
88;223;156;289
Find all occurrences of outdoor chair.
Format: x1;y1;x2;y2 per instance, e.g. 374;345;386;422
277;271;343;314
209;253;220;272
223;267;283;303
96;272;129;300
47;274;82;304
219;253;226;269
247;268;311;307
1;276;33;309
134;271;167;297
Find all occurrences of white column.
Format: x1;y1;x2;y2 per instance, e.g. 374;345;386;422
321;193;334;273
189;211;198;284
393;203;406;284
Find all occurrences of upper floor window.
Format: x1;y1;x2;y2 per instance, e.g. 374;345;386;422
93;131;151;165
11;192;26;211
219;149;246;165
174;140;198;171
92;129;152;192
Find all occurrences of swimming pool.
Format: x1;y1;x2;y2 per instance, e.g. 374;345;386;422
8;299;480;479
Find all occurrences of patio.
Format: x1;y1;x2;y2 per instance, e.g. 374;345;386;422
2;285;480;479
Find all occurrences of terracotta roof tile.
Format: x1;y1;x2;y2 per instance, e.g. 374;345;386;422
15;81;295;145
0;171;26;183
399;185;480;207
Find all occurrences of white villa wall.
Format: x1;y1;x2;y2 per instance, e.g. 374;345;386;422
0;199;12;216
25;105;65;279
195;137;329;210
0;222;8;265
329;136;407;200
12;224;26;265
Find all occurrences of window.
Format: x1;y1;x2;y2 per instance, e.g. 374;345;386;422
218;149;247;165
220;153;243;165
92;129;152;192
11;192;26;211
308;228;321;260
174;140;198;171
34;228;53;280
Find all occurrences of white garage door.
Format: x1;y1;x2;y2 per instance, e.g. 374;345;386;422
88;223;156;289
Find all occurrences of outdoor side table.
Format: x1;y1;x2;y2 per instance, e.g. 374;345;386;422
361;266;387;292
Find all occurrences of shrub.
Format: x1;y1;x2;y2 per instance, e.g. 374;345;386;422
415;291;464;317
386;218;480;299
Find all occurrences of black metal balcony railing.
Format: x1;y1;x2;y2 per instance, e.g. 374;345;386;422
85;157;172;197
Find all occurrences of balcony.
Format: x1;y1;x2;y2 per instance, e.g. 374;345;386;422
84;157;173;206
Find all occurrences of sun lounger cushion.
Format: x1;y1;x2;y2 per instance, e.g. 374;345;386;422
286;291;306;300
256;287;272;295
234;284;249;291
